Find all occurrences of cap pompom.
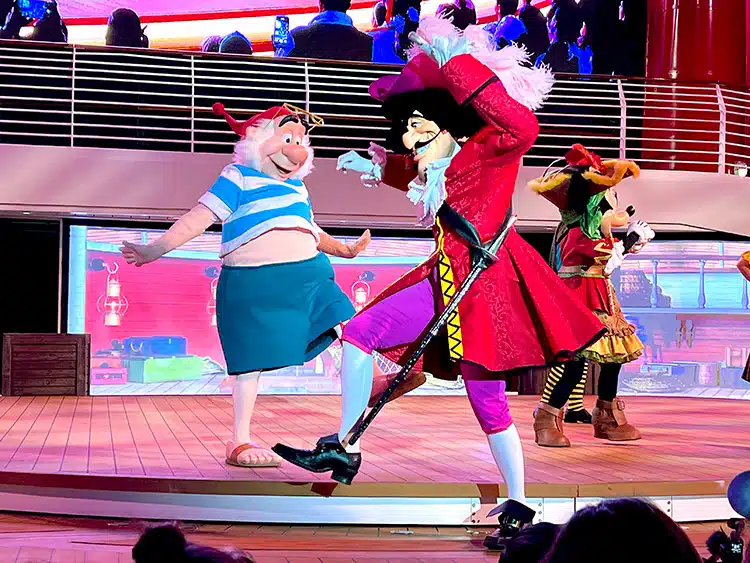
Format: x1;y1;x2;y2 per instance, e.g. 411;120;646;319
212;101;245;137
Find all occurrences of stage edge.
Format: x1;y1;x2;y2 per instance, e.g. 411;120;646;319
0;486;739;525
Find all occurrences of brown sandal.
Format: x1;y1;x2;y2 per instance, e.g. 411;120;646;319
226;443;282;468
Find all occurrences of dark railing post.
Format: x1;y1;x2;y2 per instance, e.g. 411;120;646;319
742;275;749;309
698;259;707;308
70;46;76;147
650;260;659;308
190;55;195;153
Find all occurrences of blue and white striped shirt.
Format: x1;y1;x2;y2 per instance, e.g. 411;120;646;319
198;164;320;257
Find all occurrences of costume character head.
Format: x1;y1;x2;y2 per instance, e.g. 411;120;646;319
529;144;640;241
369;16;553;182
212;103;323;181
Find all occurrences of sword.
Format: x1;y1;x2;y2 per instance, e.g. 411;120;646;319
344;213;518;446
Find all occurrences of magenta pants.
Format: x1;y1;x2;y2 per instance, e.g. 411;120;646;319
342;276;513;435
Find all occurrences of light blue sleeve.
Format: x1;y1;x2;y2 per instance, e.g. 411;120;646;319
198;165;243;221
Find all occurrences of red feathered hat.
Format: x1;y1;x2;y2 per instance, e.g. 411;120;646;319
529;144;641;211
369;53;449;102
212;103;293;137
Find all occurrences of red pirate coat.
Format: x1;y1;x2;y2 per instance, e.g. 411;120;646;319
361;54;605;379
557;226;643;364
557;226;616;315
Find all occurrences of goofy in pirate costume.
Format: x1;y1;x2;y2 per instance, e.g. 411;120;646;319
529;144;655;447
121;103;369;468
273;18;605;547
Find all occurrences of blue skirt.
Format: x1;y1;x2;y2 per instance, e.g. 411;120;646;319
216;253;355;375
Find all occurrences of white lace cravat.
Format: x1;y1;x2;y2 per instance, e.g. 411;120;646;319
406;144;460;227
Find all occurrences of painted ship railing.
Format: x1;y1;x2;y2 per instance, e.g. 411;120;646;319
619;248;750;312
0;40;748;172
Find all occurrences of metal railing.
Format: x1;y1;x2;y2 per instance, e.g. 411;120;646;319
1;40;748;171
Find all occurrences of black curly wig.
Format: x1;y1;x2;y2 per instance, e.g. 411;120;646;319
381;88;486;153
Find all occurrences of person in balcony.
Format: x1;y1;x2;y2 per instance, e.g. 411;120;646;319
120;103;369;469
535;5;580;73
484;0;527;50
393;0;423;60
369;0;417;64
105;8;148;48
289;0;373;62
568;22;593;74
219;31;253;55
0;0;66;42
436;0;477;30
0;0;10;25
518;0;550;62
583;0;621;76
272;17;604;551
529;144;655;447
369;1;401;64
201;35;222;53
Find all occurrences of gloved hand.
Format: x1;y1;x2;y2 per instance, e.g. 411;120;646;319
627;220;655;254
604;241;626;275
121;241;163;267
337;149;383;188
367;142;387;167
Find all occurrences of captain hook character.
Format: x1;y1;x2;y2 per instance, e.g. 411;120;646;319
273;17;606;551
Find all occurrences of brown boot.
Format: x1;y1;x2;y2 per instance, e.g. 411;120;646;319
592;398;642;441
533;403;571;447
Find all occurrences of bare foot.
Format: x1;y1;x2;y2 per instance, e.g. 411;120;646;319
225;440;281;468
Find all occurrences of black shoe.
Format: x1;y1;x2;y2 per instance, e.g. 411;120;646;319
564;408;593;424
482;499;536;551
272;434;361;485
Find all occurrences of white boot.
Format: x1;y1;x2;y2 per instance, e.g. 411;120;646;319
337;342;374;453
487;424;527;504
482;425;534;550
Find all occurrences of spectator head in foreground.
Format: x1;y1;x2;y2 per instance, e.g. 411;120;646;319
729;471;750;519
106;8;148;48
132;524;254;563
501;522;560;563
542;498;702;563
219;31;253;55
202;35;222;52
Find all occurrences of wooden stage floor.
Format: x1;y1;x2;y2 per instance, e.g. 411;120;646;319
0;394;746;500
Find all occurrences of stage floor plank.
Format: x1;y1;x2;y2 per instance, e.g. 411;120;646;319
0;395;746;497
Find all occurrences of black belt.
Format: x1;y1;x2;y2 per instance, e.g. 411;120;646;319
436;203;512;268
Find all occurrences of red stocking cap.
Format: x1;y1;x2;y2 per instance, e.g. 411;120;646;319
212;102;293;137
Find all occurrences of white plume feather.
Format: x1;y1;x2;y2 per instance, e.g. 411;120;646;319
409;16;554;111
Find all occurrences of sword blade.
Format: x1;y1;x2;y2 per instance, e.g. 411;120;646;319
345;215;517;446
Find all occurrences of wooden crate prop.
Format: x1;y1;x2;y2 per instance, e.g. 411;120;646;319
2;333;90;396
